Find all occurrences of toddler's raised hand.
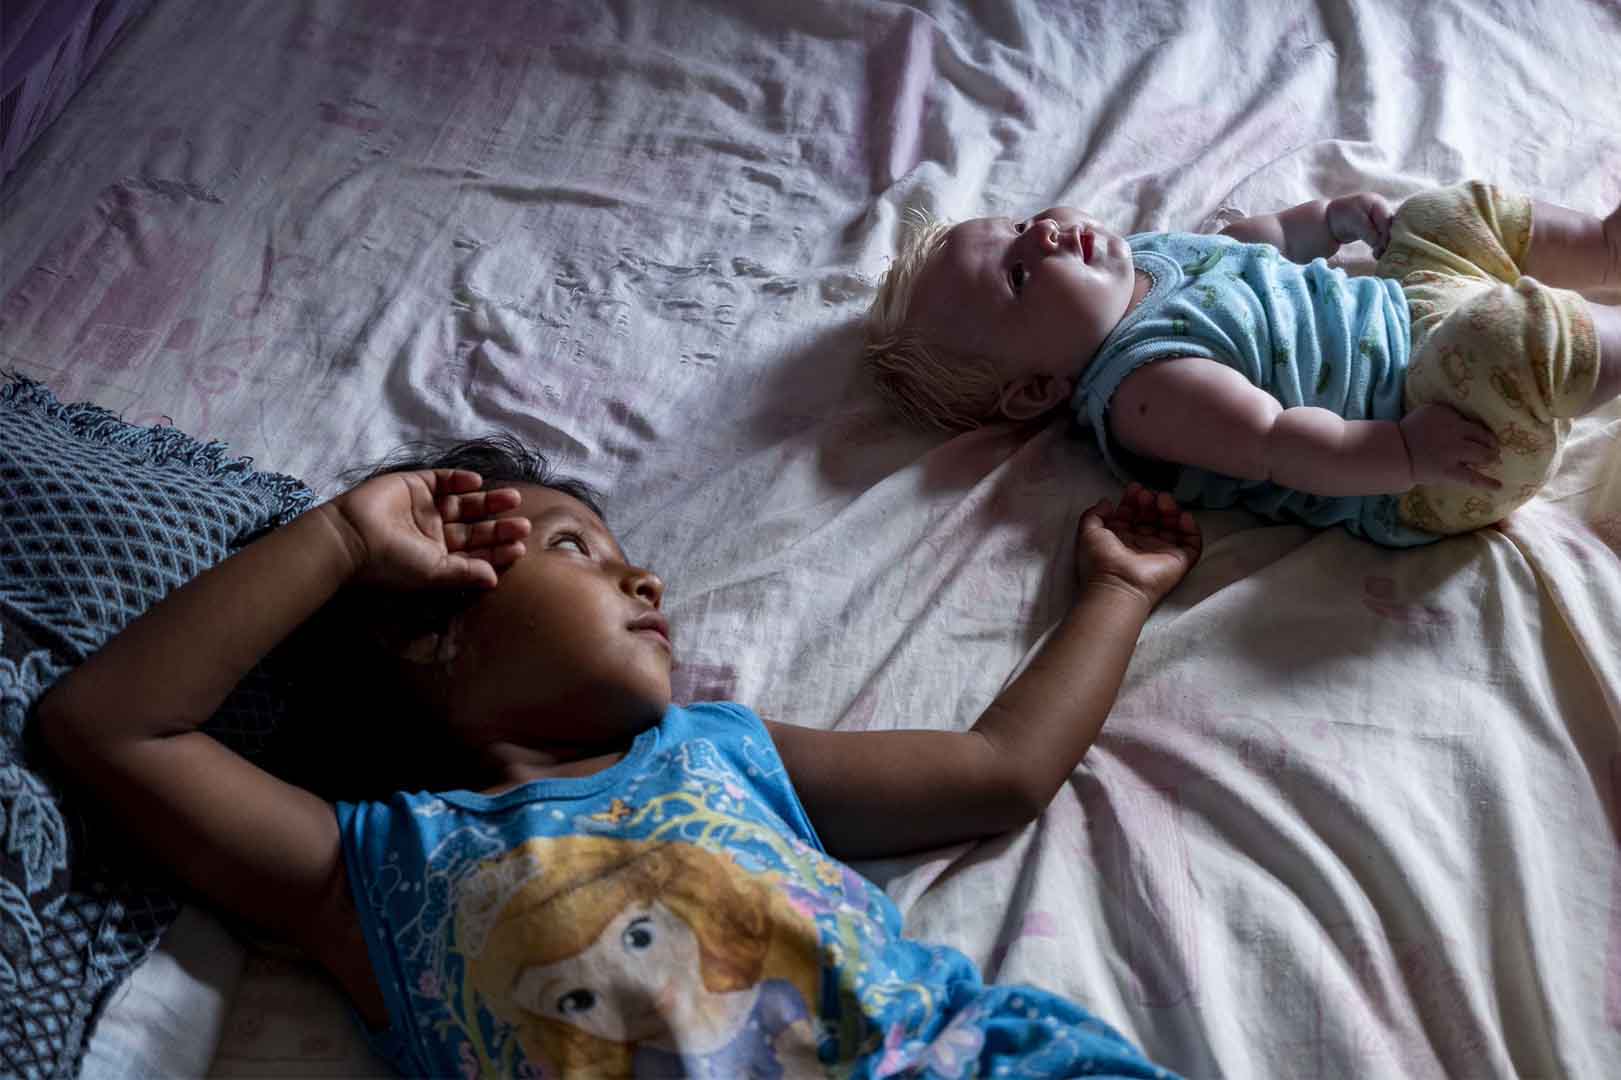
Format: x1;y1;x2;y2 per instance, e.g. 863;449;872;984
327;469;531;591
1399;403;1502;490
1327;192;1394;257
1077;483;1201;607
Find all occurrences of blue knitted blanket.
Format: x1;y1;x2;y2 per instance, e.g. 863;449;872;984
0;374;316;1079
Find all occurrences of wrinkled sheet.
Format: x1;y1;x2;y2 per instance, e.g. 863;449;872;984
0;1;1617;1077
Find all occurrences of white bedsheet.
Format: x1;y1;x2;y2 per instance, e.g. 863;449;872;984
2;1;1617;1076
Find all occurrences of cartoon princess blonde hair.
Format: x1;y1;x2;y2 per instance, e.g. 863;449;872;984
454;835;823;1077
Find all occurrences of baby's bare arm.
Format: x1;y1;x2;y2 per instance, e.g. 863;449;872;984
1221;193;1393;262
1111;357;1501;496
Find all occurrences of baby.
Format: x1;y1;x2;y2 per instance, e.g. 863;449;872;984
864;181;1621;546
40;434;1199;1078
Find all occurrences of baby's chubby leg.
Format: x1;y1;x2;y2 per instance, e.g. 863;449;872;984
1522;195;1621;414
1520;196;1621;290
1582;301;1621;415
1386;182;1617;534
1387;183;1620;418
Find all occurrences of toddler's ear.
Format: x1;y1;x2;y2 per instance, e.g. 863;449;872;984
998;374;1075;421
395;628;460;666
370;596;467;667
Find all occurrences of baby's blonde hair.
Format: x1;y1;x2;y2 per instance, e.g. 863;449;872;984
862;208;1004;431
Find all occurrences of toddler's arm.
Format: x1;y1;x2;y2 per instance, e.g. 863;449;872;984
1110;356;1502;496
768;487;1199;859
37;470;528;1028
1220;193;1393;262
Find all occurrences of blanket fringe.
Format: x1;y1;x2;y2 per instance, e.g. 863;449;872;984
1;371;315;522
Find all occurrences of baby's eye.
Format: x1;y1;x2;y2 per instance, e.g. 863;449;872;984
1009;262;1027;293
1013;220;1028;234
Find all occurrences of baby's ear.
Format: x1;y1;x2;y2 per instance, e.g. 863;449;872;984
998;374;1075;421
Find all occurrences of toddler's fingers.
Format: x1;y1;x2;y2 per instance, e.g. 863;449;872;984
460;541;527;574
441;487;524;522
1077;500;1111;542
448;517;531;552
444;553;500;589
486;540;527;567
433;469;485;493
478;487;524;513
479;541;531;567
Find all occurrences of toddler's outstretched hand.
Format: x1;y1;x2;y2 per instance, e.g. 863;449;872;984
1327;192;1394;257
327;469;531;591
1399;403;1502;490
1077;483;1201;607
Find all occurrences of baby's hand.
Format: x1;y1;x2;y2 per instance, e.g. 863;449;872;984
327;470;531;591
1399;404;1502;490
1077;483;1201;607
1327;192;1394;257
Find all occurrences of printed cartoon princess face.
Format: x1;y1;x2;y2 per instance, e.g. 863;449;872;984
455;835;824;1073
507;898;760;1052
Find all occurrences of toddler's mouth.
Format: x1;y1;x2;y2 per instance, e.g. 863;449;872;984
629;611;671;650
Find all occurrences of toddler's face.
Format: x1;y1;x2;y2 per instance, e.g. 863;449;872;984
444;485;673;744
911;207;1140;417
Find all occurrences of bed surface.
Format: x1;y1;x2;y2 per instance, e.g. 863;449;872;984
2;1;1618;1077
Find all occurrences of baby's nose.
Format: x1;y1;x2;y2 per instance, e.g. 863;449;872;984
1034;219;1062;253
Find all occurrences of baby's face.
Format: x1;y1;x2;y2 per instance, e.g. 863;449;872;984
911;207;1140;417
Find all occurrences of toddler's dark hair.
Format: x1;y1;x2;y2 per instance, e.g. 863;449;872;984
347;433;605;520
267;434;601;801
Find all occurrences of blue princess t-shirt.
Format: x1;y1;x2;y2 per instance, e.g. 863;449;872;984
334;702;1178;1079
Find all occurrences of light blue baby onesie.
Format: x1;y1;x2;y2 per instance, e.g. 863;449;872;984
1071;232;1436;547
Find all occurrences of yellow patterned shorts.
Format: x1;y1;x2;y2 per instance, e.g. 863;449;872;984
1376;181;1600;535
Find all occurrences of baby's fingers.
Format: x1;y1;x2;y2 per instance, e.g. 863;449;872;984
1449;464;1503;490
1372;216;1392;257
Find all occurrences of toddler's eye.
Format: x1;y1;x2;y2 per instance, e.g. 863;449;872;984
1009;262;1027;293
1014;220;1028;234
553;533;589;555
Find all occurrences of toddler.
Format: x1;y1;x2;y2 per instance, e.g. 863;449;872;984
39;435;1200;1078
864;181;1621;545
